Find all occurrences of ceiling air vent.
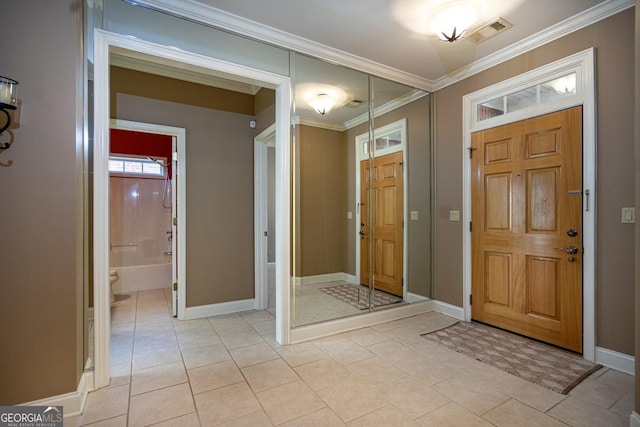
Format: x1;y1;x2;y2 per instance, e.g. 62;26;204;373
467;17;512;44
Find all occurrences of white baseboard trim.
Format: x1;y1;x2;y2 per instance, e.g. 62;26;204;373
294;272;356;286
630;411;640;427
21;370;94;418
595;346;635;375
433;300;465;320
184;298;255;320
406;292;429;303
291;300;434;343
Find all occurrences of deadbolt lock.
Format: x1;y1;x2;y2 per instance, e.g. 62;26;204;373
554;245;579;255
567;229;578;237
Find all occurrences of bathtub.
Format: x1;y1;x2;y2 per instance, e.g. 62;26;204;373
110;252;172;293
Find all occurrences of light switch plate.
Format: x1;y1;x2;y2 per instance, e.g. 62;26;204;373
449;210;460;222
410;211;419;221
347;212;353;219
621;207;635;224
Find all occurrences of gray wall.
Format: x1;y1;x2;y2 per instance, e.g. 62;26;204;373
116;94;256;306
434;9;636;355
0;0;82;404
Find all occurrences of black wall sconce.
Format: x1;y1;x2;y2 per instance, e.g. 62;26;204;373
0;76;19;167
0;75;19;147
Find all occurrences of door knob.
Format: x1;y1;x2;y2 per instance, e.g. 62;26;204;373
553;245;579;255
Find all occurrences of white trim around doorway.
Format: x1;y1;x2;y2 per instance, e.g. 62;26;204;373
109;119;186;319
93;29;292;390
254;123;276;311
354;118;409;299
461;48;596;361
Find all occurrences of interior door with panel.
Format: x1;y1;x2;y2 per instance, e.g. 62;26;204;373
360;151;404;297
471;106;583;352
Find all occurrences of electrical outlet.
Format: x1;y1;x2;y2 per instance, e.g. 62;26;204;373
449;210;460;221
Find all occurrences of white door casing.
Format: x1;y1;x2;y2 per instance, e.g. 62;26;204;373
461;48;596;360
94;29;292;389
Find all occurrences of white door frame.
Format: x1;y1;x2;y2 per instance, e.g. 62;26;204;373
354;118;409;299
254;124;276;310
109;119;186;319
461;48;596;361
94;29;292;389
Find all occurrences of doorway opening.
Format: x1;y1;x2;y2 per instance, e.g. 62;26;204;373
110;120;185;318
93;29;292;389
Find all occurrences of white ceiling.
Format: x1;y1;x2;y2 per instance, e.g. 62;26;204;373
118;0;632;126
185;0;628;88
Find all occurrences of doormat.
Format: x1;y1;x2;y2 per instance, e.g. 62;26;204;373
320;284;403;310
422;321;601;394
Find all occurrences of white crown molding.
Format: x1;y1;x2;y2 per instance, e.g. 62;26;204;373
124;0;433;91
293;116;346;132
431;0;635;91
131;0;633;94
344;89;429;130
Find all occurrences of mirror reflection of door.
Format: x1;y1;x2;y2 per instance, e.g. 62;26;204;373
291;51;432;327
359;151;404;296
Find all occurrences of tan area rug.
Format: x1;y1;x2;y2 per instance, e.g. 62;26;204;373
422;321;601;394
320;284;403;310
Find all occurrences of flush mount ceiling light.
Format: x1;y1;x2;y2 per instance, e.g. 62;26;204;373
308;93;335;115
430;1;480;42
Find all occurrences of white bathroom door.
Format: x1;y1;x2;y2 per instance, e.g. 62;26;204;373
171;137;178;317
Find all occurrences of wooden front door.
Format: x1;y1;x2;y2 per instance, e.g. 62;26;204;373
471;107;583;352
360;151;404;297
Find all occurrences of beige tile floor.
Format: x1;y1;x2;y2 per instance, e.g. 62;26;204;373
69;288;634;426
